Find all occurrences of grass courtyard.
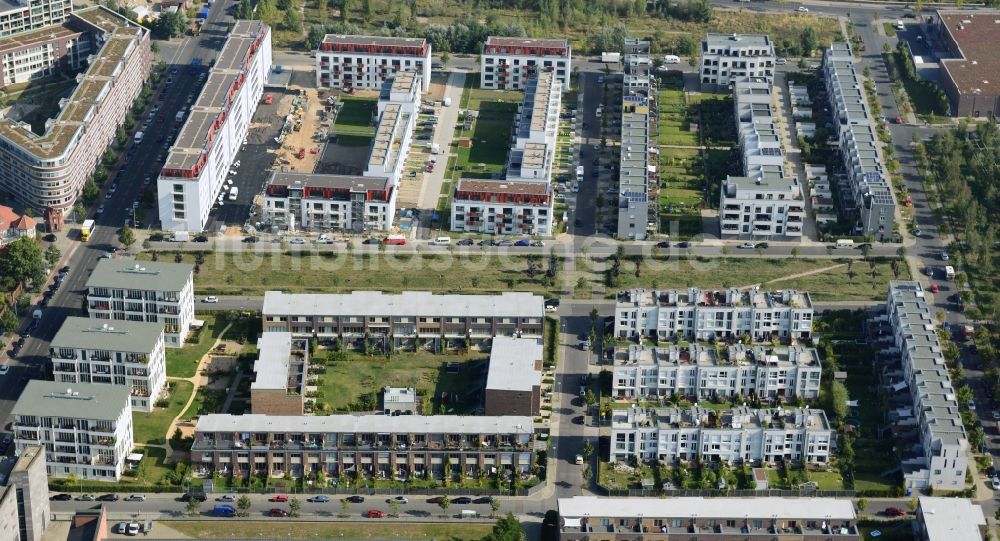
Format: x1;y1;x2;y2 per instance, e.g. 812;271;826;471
333;97;377;137
455;100;518;178
657;84;699;147
314;350;488;414
132;380;194;446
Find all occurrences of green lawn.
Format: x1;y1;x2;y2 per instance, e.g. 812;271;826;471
145;252;559;296
774;259;911;302
456;101;518;178
315;351;487;413
334;97;377;137
169;521;494;540
166;314;221;378
132;380;194;445
657;87;700;146
882;22;897;37
460;78;523;110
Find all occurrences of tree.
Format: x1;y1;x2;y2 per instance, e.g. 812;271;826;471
341;497;351;513
440;51;450;66
826;381;849;419
0;238;46;290
185;497;201;516
490;497;501;518
305;24;326;48
153;10;186;39
799;27;819;57
584;388;596;409
234;0;252;19
118;226;136;250
389;499;399;516
856;498;867;513
484;513;526;541
438;495;451;515
82;179;100;203
237;495;252;517
256;0;276;20
361;0;373;22
340;0;351;20
45;244;61;268
289;497;301;517
0;310;18;334
582;439;593;459
282;8;302;32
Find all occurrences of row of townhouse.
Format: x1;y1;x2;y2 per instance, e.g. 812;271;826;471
614;287;814;342
699;33;775;90
85;258;196;347
611;405;833;465
262;290;545;350
480;36;571;92
823;42;895;239
191;414;534;481
315;34;431;92
157;20;272;232
0;7;149;215
263;71;421;232
719;78;805;239
616;38;655;240
885;281;968;489
612;343;822;401
451;71;560;236
250;333;309;416
558;496;859;541
13;381;134;482
49;317;167;412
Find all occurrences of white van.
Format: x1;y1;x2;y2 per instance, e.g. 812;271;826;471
228;186;239;201
134;131;144;144
432;236;451;246
461;510;478;519
663;55;680;64
835;239;855;248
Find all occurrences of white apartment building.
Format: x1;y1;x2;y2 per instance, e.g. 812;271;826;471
264;73;419;232
611;406;833;464
617;38;654;240
0;0;71;39
49;317;167;412
824;42;895;239
12;381;134;482
85;259;195;347
886;281;968;490
613;343;822;401
481;36;570;91
0;7;149;214
316;34;430;92
699;33;775;89
452;72;559;236
615;287;814;342
157;20;271;232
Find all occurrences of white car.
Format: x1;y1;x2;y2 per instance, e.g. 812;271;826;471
0;365;8;376
797;6;809;11
203;296;219;303
940;252;949;261
290;238;306;245
968;399;977;411
124;494;146;502
127;522;140;536
738;242;756;249
992;477;1000;491
97;205;105;214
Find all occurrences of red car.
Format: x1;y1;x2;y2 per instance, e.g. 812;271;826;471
367;509;386;518
883;507;906;517
269;508;289;517
894;116;903;124
269;494;288;502
930;283;940;293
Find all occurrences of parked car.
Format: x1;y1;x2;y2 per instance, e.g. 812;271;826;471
346;496;365;503
514;239;530;247
389;496;409;504
738;242;756;249
883;507;906;517
452;497;472;505
50;493;72;501
269;495;289;502
97;494;119;501
307;495;331;503
76;494;96;501
426;496;444;504
124;494;146;502
473;496;493;505
497;240;514;246
268;508;290;517
216;494;236;502
991;477;1000;491
366;509;386;518
656;241;670;248
202;296;219;303
457;238;474;246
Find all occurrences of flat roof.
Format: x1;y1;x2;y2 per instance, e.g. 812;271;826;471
263;291;544;319
485;36;569;51
196;413;534;435
86;259;192;292
456;178;549;195
50;316;162;353
938;10;1000;97
0;7;144;160
559;497;856;521
486;337;542;392
704;33;773;49
251;332;295;391
0;22;80;55
918;497;986;541
383;387;417;404
268;172;390;192
321;34;426;48
13;380;130;421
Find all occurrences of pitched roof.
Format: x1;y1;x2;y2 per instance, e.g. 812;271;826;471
0;205;37;232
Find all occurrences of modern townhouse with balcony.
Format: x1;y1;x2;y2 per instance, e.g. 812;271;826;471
558;496;859;541
823;42;896;239
452;71;559;236
616;38;655;240
49;316;167;412
699;33;775;90
251;332;308;416
262;290;545;351
614;287;814;342
915;497;986;541
481;36;570;91
191;414;534;482
264;73;419;233
316;34;430;92
85;259;195;347
12;381;133;482
612;343;822;401
610;405;833;465
720;78;804;239
883;281;968;489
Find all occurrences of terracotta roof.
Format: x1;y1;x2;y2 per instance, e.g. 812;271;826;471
0;205;36;232
939;10;1000;97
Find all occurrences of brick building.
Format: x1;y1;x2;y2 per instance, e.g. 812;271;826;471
936;10;1000;118
250;333;308;416
485;336;542;416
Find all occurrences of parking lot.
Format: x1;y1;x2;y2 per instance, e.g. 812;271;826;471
203;88;290;232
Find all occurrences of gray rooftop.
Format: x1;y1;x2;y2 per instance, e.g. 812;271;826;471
86;259;193;292
196;413;534;435
251;332;294;391
704;33;774;50
263;291;544;319
383;387;417;404
50;316;163;353
560;496;855;521
486;336;543;392
13;380;130;421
